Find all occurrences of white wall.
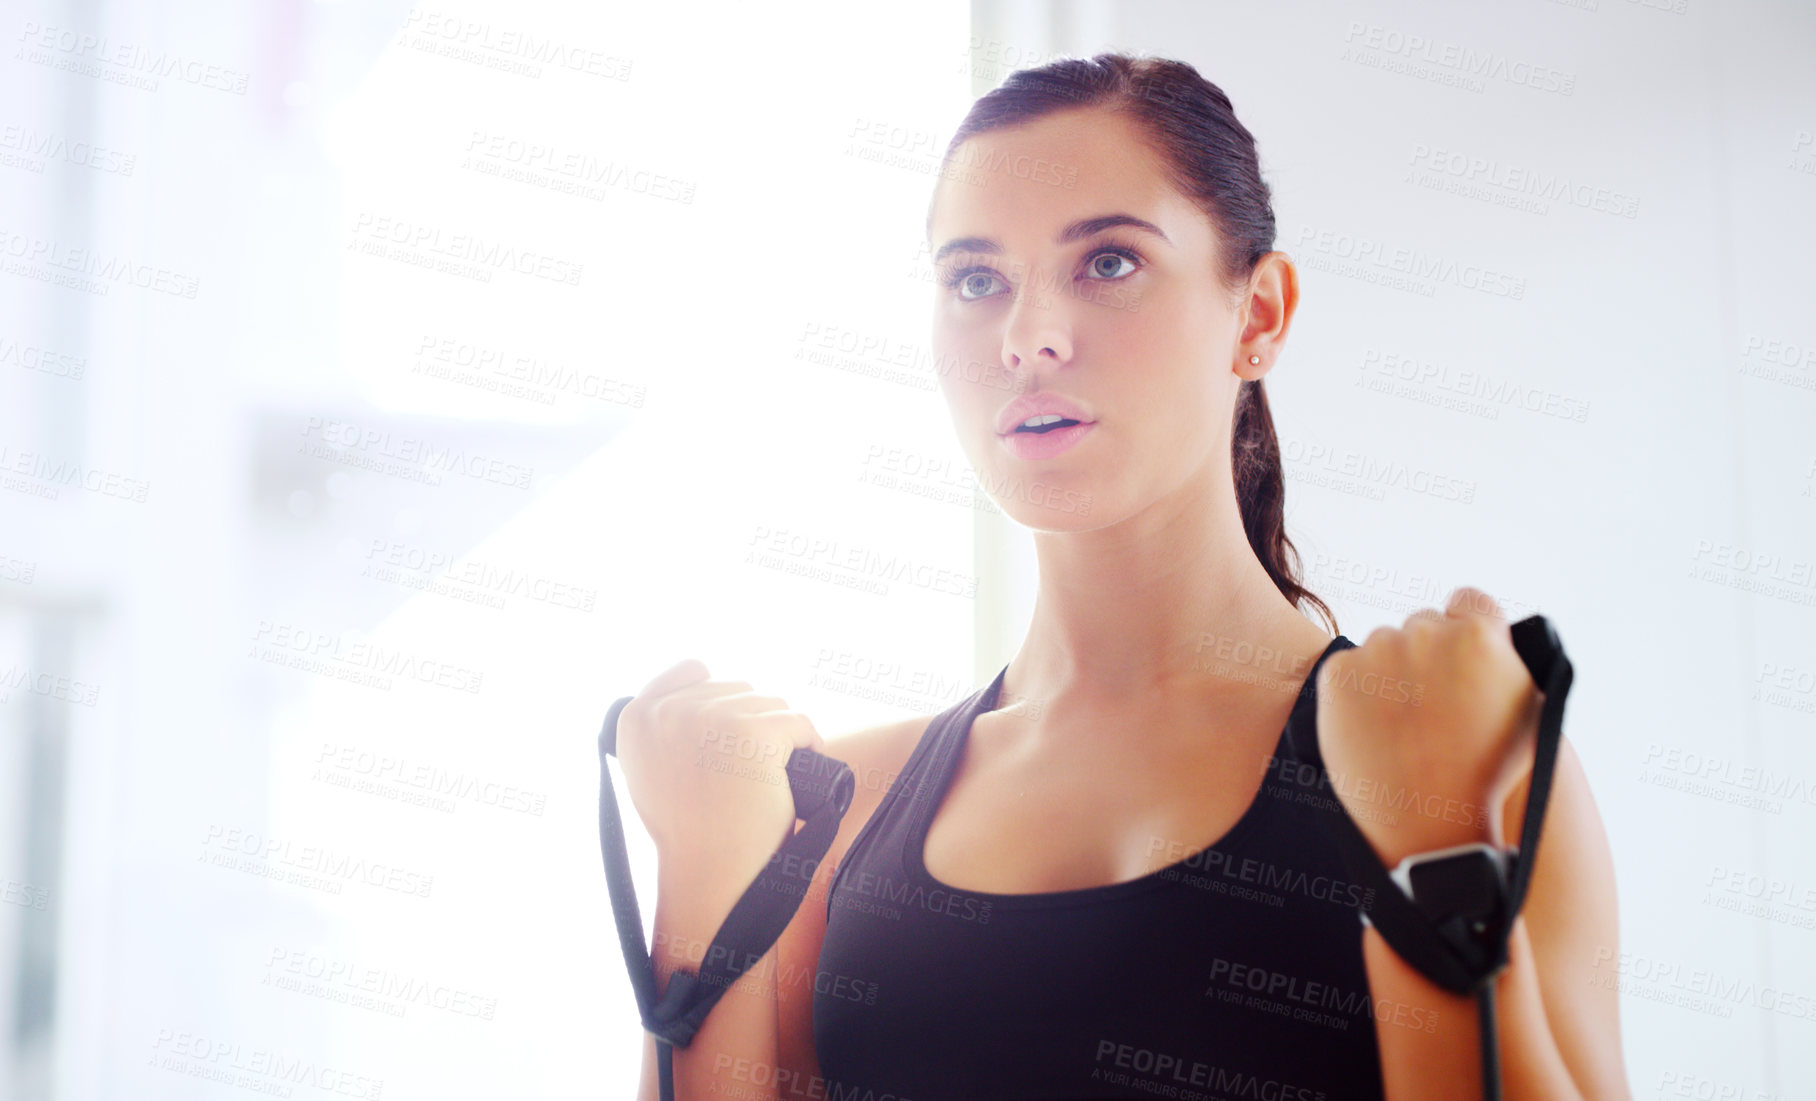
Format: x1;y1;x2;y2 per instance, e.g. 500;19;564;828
0;0;974;1097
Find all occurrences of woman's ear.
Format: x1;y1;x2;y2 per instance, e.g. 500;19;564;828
1235;251;1298;380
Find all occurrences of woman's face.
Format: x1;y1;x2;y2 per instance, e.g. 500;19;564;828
926;105;1265;532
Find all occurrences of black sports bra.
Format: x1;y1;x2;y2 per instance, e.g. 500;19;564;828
813;634;1388;1100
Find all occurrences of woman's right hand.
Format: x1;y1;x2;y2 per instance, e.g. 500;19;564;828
615;658;826;894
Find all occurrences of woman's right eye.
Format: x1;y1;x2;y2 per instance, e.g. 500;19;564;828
945;269;1005;300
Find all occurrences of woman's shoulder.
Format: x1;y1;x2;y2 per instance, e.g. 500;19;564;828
823;711;935;797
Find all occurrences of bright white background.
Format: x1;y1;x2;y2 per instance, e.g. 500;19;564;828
0;0;1811;1098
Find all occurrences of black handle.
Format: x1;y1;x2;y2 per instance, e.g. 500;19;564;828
597;688;859;1097
1508;613;1560;686
598;695;855;823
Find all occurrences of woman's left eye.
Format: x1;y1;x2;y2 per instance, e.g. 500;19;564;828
1084;247;1140;280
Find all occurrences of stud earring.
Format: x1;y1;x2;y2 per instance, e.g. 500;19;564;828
1248;355;1261;365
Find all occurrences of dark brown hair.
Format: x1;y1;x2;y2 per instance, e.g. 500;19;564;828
933;51;1338;635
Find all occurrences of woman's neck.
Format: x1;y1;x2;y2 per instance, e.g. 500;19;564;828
997;475;1330;729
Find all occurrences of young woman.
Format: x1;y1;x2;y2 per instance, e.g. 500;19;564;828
620;53;1629;1100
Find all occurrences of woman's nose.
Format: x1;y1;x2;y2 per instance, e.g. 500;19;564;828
1001;291;1074;373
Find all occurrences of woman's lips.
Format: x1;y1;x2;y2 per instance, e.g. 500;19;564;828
999;420;1096;460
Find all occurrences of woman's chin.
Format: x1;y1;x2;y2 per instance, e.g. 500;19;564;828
989;487;1102;533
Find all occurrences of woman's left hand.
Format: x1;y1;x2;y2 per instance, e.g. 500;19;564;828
1314;587;1545;868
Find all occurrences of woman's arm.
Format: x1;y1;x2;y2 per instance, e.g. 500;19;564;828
1318;588;1630;1100
631;715;921;1100
1361;737;1630;1101
634;857;789;1101
611;662;822;1101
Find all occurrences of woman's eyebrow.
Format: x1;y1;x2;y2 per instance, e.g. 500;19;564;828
930;213;1171;264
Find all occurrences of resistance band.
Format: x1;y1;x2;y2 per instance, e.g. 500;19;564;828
596;700;854;1101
